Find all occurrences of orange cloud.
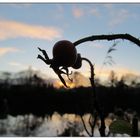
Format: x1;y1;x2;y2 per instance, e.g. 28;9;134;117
0;47;20;56
0;19;62;40
72;7;84;18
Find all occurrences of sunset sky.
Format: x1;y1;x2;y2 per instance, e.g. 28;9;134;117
0;3;140;82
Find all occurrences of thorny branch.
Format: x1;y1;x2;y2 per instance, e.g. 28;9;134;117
74;34;140;47
81;57;106;137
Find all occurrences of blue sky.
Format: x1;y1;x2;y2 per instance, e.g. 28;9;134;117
0;3;140;81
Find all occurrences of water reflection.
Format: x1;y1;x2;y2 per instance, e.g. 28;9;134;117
0;112;134;137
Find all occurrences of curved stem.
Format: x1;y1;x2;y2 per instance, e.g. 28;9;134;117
74;34;140;47
82;57;106;137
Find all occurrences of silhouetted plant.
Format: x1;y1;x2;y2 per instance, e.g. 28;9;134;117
37;33;140;137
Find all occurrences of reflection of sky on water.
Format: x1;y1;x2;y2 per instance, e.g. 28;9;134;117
0;112;133;137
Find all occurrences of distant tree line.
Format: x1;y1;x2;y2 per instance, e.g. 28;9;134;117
0;68;140;118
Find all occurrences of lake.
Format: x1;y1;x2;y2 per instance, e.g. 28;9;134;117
0;112;135;137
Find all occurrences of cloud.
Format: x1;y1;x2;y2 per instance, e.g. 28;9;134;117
72;6;101;19
81;63;140;83
0;47;20;56
9;61;27;70
0;19;62;40
72;7;84;18
9;62;23;67
56;4;64;13
9;62;39;71
109;9;130;27
115;67;140;77
95;66;140;81
52;4;64;20
89;8;100;17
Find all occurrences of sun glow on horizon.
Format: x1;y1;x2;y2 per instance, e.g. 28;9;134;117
53;80;76;89
43;64;140;88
